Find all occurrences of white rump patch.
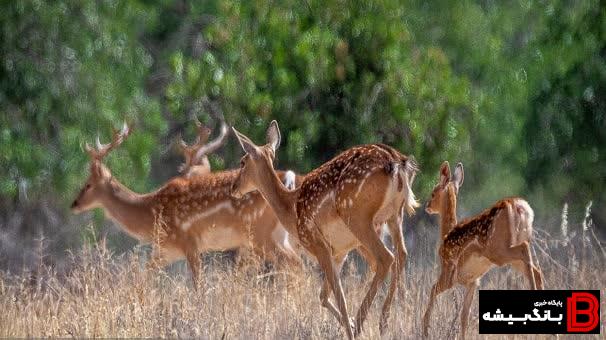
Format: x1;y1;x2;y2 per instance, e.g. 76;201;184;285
283;170;296;190
515;200;534;226
397;164;419;214
512;199;535;244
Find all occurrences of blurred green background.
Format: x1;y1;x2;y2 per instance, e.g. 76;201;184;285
1;0;604;269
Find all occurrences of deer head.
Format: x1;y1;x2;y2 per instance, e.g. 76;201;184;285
230;120;281;198
71;123;131;213
425;161;464;215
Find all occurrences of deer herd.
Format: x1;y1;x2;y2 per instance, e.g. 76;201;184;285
71;116;543;339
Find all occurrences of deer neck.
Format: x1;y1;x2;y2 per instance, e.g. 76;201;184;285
439;186;458;239
254;166;298;233
99;179;155;241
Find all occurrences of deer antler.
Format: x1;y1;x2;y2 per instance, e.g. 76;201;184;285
177;118;212;173
85;122;131;160
191;100;229;164
177;100;230;174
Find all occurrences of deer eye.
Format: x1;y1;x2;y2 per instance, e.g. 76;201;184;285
85;184;91;190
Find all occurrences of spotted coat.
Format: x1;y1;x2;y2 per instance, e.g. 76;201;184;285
152;170;292;236
439;199;514;260
294;144;416;246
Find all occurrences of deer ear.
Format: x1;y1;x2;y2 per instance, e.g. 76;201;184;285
452;162;464;189
439;161;451;186
266;120;281;151
232;127;258;156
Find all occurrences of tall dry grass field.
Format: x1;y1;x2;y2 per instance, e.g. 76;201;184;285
0;206;604;339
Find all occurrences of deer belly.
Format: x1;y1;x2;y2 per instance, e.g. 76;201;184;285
457;253;494;283
196;226;246;252
321;220;358;255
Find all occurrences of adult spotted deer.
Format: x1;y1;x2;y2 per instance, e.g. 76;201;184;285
176;116;302;267
422;161;543;338
231;121;419;338
71;123;301;288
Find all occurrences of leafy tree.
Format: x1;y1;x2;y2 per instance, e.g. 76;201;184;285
0;0;604;263
0;0;164;204
524;0;605;223
166;0;477;196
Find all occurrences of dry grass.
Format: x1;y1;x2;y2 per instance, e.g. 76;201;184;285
0;205;604;339
0;243;603;339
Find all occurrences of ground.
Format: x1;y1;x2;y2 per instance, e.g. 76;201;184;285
1;235;604;339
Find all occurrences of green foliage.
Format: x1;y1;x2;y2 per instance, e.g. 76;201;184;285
524;0;605;220
0;1;164;201
167;0;475;196
0;0;604;229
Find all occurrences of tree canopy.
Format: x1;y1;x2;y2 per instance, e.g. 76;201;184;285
1;0;604;234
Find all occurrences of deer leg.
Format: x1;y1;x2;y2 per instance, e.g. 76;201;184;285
379;213;407;335
520;242;537;290
347;220;394;337
460;280;478;339
312;242;355;340
274;225;305;271
280;246;304;272
319;253;349;325
185;250;202;291
235;247;252;271
357;245;377;274
511;260;544;290
146;246;171;271
270;240;303;273
500;242;536;290
422;262;456;337
320;277;344;323
249;220;302;273
253;239;302;274
251;244;273;270
532;265;544;290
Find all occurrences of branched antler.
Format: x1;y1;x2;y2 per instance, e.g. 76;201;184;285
85;122;131;160
192;100;229;163
177;117;212;173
